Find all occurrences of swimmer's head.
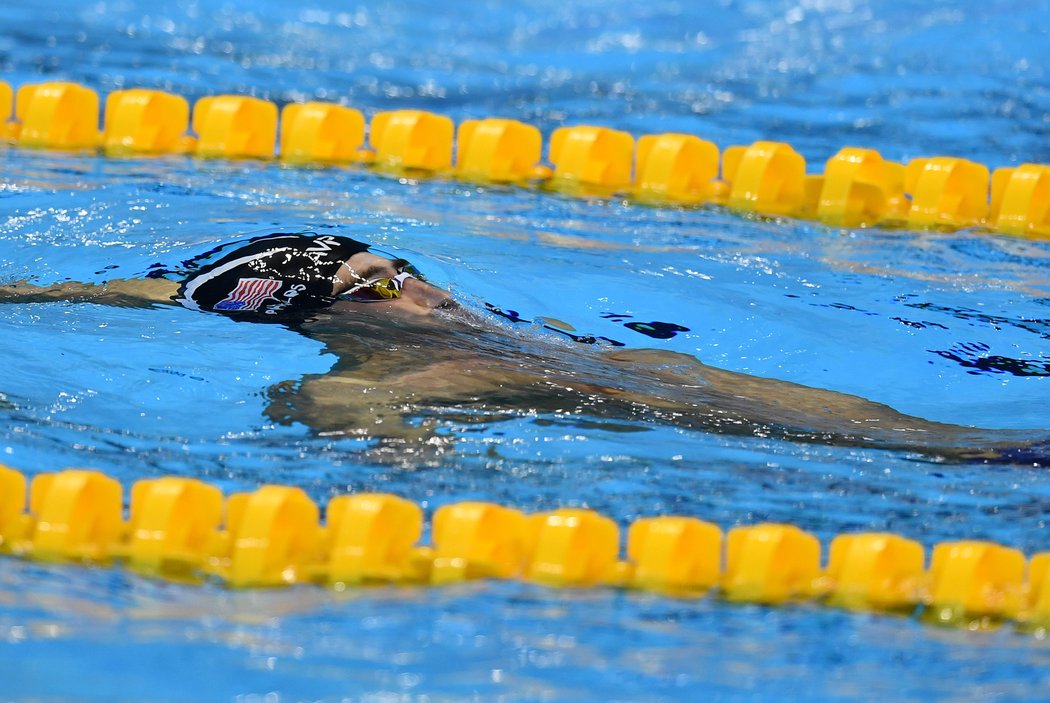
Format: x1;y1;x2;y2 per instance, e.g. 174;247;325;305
176;232;454;317
335;251;456;313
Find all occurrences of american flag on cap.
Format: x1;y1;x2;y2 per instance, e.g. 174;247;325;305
214;277;282;311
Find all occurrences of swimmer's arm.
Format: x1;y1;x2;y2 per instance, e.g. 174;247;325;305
0;278;178;308
266;338;1047;460
601;348;1046;458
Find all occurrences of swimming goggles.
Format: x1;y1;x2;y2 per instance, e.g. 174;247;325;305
342;260;423;301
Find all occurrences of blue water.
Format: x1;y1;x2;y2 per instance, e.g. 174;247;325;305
1;0;1050;701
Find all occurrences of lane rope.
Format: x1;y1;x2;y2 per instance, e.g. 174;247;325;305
1;80;1048;238
2;81;1048;634
0;465;1047;634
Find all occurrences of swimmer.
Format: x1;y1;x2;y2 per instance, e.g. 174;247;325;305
0;231;455;316
1;230;1046;463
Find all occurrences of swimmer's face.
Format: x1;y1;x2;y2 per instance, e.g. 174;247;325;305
334;252;455;313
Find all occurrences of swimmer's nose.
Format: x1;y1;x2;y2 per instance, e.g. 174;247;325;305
402;276;457;310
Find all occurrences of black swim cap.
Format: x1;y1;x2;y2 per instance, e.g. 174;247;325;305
176;232;369;316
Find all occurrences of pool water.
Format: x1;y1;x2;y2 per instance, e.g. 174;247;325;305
1;0;1049;701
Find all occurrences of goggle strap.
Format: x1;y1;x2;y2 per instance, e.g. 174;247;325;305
390;272;414;290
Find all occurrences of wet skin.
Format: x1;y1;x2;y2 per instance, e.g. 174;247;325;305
1;253;1046;463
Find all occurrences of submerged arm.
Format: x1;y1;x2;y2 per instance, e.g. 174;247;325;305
600;349;1029;451
268;329;1047;463
0;278;178;308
